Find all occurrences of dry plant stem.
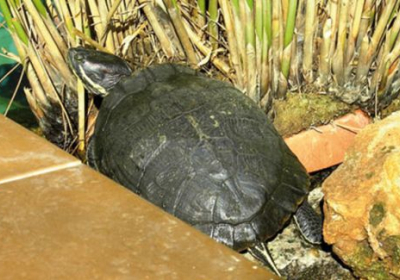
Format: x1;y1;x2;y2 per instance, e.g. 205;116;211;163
218;0;243;89
77;79;85;153
282;0;289;23
231;0;246;92
255;1;263;103
260;0;270;100
9;35;41;108
264;0;272;47
356;0;374;49
53;0;76;43
289;32;298;84
0;51;21;63
332;0;349;86
318;18;332;85
22;0;74;87
4;63;26;115
208;0;218;50
372;11;400;90
86;0;110;49
279;44;292;96
0;0;29;45
243;0;257;101
366;1;397;60
78;1;91;41
153;5;185;59
26;44;59;103
238;0;249;93
34;0;70;56
388;12;400;48
347;0;357;28
290;0;304;86
43;15;70;56
72;0;83;41
25;63;49;109
271;0;282;97
357;0;396;81
303;0;315;83
73;29;111;53
125;0;140;59
377;61;400;102
98;0;116;50
344;0;365;82
281;0;297;79
356;35;370;84
328;0;339;59
24;87;44;120
82;0;92;39
371;41;389;91
107;0;123;49
137;0;175;58
127;1;139;31
0;62;20;85
377;37;400;96
183;19;231;77
29;50;74;134
164;0;198;67
120;23;148;56
196;0;206;32
101;0;124;43
380;61;400;101
384;41;400;74
66;0;78;25
278;52;289;97
346;0;364;64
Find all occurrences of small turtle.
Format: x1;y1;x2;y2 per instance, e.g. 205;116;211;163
68;47;322;270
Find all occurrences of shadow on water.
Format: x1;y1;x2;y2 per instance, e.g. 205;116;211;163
0;63;38;129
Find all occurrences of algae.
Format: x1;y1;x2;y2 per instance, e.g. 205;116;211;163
346;238;400;280
369;203;385;227
347;241;388;280
366;172;375;179
382;236;400;266
283;261;355;280
381;98;400;118
272;92;354;137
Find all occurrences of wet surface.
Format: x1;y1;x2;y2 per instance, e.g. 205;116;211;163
0;115;80;184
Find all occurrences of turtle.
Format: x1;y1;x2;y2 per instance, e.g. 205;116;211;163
67;47;322;267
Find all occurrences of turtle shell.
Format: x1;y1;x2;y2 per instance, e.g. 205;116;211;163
88;64;309;251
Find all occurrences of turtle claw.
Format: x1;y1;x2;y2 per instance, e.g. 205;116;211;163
248;242;282;277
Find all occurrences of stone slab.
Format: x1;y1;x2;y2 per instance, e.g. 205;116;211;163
0;114;80;184
0;164;278;279
285;110;371;172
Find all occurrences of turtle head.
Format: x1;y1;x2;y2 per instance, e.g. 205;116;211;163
67;47;132;97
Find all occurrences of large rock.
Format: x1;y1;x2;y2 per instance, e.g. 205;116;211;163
323;111;400;279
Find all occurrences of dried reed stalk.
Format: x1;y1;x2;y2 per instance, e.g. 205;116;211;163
2;0;400;153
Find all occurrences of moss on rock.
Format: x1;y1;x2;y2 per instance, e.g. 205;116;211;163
272;92;353;137
344;237;400;280
369;203;386;228
381;98;400;118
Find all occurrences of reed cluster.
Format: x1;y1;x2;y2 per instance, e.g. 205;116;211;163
1;0;399;152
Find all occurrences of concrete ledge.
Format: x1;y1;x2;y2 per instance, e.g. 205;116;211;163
0;114;278;279
0;115;80;184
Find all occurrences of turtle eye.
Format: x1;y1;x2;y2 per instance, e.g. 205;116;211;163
75;54;84;62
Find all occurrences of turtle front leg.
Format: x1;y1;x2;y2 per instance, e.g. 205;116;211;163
294;200;323;244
